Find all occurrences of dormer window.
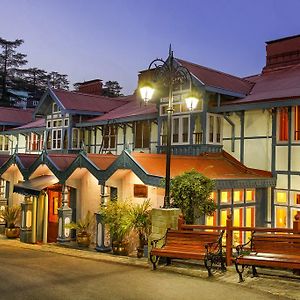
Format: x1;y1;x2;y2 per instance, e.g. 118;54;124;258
52;103;61;113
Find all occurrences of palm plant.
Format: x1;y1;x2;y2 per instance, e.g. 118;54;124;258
0;205;21;228
67;211;94;235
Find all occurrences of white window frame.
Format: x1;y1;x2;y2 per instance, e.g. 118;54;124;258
52;102;61;113
0;135;9;151
51;129;62;150
206;113;223;145
172;115;190;145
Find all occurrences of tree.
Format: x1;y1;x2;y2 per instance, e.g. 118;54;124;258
169;170;216;224
48;71;69;90
0;38;27;106
102;80;123;97
22;67;48;95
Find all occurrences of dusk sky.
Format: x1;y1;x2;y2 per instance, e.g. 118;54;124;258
1;0;300;94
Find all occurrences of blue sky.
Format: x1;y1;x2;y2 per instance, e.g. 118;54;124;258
1;0;300;94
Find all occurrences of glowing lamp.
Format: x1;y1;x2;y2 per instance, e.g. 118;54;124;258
140;86;154;104
185;96;199;111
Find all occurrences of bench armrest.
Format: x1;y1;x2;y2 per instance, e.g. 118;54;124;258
205;230;224;255
150;230;168;249
236;231;254;256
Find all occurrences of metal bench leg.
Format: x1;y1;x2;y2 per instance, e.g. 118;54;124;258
204;254;213;277
235;261;245;283
166;257;171;266
150;255;159;270
252;266;258;277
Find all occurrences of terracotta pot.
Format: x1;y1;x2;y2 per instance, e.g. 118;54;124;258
77;232;91;247
5;227;20;239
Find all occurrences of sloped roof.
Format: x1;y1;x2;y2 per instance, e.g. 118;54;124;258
177;58;253;95
48;153;77;171
0;107;33;126
0;154;11;168
225;64;300;105
131;151;272;180
17;154;39;169
12;118;45;131
84;94;157;125
87;153;117;170
51;89;128;114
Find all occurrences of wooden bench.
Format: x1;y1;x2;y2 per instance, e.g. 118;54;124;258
150;229;225;276
234;232;300;282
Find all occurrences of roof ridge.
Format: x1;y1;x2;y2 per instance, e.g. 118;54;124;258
176;58;253;85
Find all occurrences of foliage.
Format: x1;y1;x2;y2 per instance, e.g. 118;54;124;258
169;170;216;224
130;199;151;243
99;200;132;243
0;205;21;228
67;211;94;235
102;80;123;97
48;71;69;90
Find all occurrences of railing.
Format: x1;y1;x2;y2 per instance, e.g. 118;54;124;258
178;211;300;266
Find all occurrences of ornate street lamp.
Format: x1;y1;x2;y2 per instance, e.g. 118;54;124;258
140;46;198;208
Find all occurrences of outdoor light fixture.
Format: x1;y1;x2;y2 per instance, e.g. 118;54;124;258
140;85;155;104
140;46;198;208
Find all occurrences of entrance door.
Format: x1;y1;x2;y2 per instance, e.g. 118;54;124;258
47;189;62;242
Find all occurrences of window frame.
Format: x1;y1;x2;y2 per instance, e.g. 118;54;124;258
206;113;223;145
51;128;62;150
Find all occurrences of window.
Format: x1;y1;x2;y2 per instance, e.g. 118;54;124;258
133;184;148;198
293;192;300;206
233;190;244;203
275;206;287;228
52;129;62;150
52;103;60;113
207;114;222;144
0;179;6;199
0;135;9;151
278;108;288;142
245;189;255;202
193;115;203;144
26;133;43;151
220;190;231;204
72;128;82;149
172;116;189;144
160;100;203;116
293;106;300;141
275;190;288;204
103;125;116;149
135;121;150;149
64;118;69;127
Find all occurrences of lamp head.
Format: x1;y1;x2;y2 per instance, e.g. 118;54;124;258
140;85;155;104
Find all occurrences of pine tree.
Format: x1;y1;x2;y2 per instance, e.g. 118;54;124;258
102;80;123;97
48;71;69;90
0;38;27;106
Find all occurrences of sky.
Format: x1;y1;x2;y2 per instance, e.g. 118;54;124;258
1;0;300;95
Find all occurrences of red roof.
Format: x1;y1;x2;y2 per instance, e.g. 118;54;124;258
52;89;128;114
177;59;253;95
0;107;33;125
48;153;77;171
0;154;11;168
131;151;272;180
17;154;39;169
87;153;117;169
226;64;300;105
13;118;45;130
86;94;157;123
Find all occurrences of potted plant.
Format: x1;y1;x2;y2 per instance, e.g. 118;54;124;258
0;205;21;239
130;199;151;258
67;211;94;247
99;200;132;256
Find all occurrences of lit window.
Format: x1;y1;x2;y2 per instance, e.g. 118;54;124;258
193;115;203;144
293;193;300;205
220;190;231;204
275;206;287;228
172;116;189;144
275;191;288;204
233;207;243;245
278;108;288;142
233;190;243;203
246;189;255;202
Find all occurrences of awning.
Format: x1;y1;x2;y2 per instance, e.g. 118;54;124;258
13;175;59;196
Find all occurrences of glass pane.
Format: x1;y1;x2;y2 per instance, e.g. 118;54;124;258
220;190;231;204
245;207;255;241
182;117;189;143
275;206;287;228
278;108;288;141
233;208;243;245
276;191;288;204
209;115;214;143
233;190;243;203
246;189;255;202
216;117;221;143
294;106;300;140
172;118;179;143
220;209;229;226
293;193;300;205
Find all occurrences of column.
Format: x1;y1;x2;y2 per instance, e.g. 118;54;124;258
95;183;111;252
57;185;72;243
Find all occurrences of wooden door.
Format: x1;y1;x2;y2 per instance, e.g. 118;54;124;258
47;189;61;243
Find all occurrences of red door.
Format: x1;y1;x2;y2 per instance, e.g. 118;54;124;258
47;189;62;243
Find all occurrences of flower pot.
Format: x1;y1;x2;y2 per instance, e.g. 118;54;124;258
112;241;129;256
76;232;91;247
5;227;20;239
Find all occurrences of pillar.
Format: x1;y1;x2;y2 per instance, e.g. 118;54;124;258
57;185;72;243
20;195;33;243
95;183;111;252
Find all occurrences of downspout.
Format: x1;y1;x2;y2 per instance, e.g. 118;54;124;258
223;115;235;152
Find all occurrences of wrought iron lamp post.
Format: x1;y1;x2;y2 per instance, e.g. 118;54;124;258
140;46;199;208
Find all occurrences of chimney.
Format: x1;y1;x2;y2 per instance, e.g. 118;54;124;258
263;34;300;73
75;79;103;95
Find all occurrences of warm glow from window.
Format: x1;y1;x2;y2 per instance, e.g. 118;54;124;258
246;189;255;202
276;191;287;204
275;207;287;228
278;108;288;141
233;190;243;202
221;191;230;204
293;193;300;205
220;210;229;226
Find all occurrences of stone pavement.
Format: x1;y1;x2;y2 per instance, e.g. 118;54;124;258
0;235;299;300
